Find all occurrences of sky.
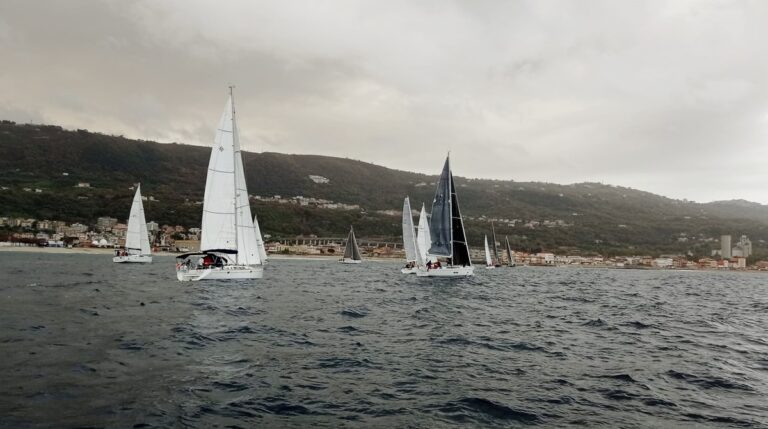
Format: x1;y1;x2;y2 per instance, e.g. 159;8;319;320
2;0;768;203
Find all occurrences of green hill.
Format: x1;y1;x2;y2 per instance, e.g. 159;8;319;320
1;120;766;258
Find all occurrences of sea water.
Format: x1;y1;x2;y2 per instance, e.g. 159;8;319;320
1;251;767;428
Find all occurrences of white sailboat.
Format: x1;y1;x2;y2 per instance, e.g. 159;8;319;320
401;197;419;274
113;184;152;263
254;214;268;264
417;154;474;277
339;226;363;264
176;87;264;281
484;235;494;269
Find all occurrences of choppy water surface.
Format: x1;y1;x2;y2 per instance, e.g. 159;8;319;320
1;252;767;428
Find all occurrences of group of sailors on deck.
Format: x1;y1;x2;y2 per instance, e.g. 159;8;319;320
403;260;443;270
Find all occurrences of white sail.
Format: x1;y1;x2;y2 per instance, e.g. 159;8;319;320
200;96;238;253
254;214;268;263
484;235;492;266
125;185;151;255
402;197;418;263
416;203;432;264
232;98;260;266
200;94;261;266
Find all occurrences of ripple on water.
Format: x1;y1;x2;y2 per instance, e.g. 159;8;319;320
425;397;541;424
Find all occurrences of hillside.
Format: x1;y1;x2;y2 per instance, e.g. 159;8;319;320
1;121;767;258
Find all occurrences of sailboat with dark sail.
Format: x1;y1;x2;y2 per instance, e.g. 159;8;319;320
491;221;502;267
505;235;516;267
417;154;474;277
339;226;363;264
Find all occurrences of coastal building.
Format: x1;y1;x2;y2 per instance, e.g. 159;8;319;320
732;235;752;258
96;216;118;232
720;235;732;259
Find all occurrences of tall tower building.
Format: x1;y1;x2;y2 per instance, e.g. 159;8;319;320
721;235;732;259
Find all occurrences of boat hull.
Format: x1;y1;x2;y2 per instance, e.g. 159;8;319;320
401;267;418;274
113;255;152;263
485;265;495;270
176;265;264;282
417;265;474;277
339;259;362;264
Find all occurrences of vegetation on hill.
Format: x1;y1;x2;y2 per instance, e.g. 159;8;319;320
1;120;767;259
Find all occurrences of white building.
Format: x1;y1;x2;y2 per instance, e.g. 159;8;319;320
721;235;732;259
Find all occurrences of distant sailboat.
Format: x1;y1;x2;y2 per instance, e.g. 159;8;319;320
113;184;152;263
254;214;267;264
417;154;474;277
401;197;419;274
176;87;264;281
491;221;502;267
484;235;494;269
340;226;362;264
505;235;516;267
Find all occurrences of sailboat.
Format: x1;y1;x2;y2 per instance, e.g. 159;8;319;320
484;235;494;269
113;184;152;263
339;226;363;264
254;214;268;264
491;221;502;267
505;235;516;267
416;203;432;266
175;87;264;281
417;154;474;277
401;197;419;274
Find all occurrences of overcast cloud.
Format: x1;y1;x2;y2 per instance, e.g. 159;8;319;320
2;0;768;202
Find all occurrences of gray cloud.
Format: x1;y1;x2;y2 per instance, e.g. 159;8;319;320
1;0;767;202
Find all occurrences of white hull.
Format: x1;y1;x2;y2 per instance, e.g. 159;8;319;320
417;265;474;277
401;267;418;274
339;258;362;264
485;265;495;270
176;265;264;282
113;255;152;263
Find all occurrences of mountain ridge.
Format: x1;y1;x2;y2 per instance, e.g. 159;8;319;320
1;120;766;258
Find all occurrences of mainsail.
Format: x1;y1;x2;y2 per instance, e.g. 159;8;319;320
125;184;150;255
402;197;418;263
449;172;471;266
343;226;362;260
428;156;452;256
200;91;261;266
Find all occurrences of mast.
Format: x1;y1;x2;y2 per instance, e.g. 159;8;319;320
491;221;500;265
447;153;454;266
230;85;239;264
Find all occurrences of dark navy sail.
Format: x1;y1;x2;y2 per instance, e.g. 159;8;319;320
428;156;453;257
449;173;471;266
